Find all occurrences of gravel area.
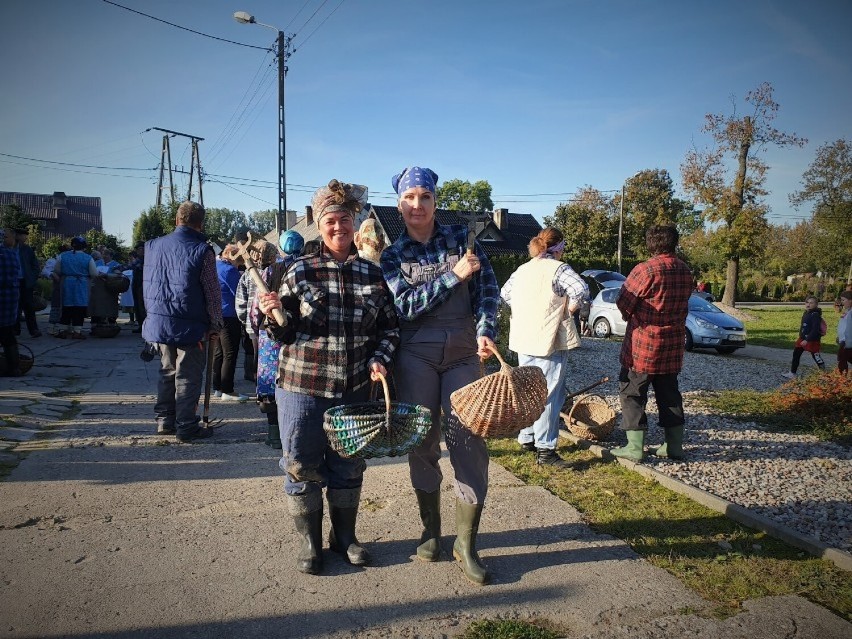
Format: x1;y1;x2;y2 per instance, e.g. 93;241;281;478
562;337;852;554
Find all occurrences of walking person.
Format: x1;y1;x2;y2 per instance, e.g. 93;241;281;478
212;246;246;402
500;227;588;468
835;290;851;375
53;237;99;340
1;229;22;376
258;180;398;575
782;296;827;379
142;201;223;442
15;228;41;338
380;167;500;585
610;225;693;462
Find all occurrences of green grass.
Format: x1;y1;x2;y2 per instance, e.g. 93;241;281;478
459;619;562;639
486;438;852;621
742;308;840;354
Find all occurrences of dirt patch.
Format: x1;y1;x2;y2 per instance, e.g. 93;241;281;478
716;303;756;322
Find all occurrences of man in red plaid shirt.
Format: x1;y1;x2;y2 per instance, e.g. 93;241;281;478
611;225;693;462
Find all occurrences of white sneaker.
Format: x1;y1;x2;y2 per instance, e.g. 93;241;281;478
220;392;248;402
781;371;796;380
213;391;222;398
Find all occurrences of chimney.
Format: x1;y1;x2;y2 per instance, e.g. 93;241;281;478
494;208;509;231
305;205;313;226
52;191;67;209
285;209;297;229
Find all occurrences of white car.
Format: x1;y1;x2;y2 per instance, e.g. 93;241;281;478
587;284;747;354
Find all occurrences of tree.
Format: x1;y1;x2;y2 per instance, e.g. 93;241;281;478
789;138;852;280
41;236;67;261
436;179;494;212
132;205;173;245
544;187;618;266
249;209;276;236
681;82;806;306
0;204;35;231
203;208;249;247
620;169;699;260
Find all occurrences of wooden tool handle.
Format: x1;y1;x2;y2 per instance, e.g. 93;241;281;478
235;237;287;327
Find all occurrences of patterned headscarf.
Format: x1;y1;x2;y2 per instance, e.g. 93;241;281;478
312;179;368;226
392;167;438;195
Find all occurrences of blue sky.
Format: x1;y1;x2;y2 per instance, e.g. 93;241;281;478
1;0;850;243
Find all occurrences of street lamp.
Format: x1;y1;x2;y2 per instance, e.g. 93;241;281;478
234;10;292;235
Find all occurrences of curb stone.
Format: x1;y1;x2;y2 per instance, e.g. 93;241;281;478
560;427;852;572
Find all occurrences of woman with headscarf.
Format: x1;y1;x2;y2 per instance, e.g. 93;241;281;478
500;227;588;467
250;230;304;449
380;167;500;585
258;180;399;576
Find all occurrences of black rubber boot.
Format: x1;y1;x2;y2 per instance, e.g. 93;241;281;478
327;488;369;566
414;489;442;561
452;500;489;585
289;494;323;575
536;447;573;469
265;422;282;449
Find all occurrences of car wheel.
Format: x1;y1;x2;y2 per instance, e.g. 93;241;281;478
593;317;611;338
716;346;737;354
685;329;694;352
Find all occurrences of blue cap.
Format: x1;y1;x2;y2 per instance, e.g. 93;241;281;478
279;230;304;255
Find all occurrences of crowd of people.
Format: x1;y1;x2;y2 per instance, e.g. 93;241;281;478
2;170;849;587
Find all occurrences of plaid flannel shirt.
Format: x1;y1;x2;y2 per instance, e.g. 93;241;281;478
380;224;499;340
0;247;20;326
236;269;258;335
616;252;693;374
276;248;399;399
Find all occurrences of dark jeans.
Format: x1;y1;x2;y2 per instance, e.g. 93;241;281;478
154;342;206;435
275;386;368;497
0;324;20;374
618;366;684;431
132;284;146;326
212;316;241;394
242;333;257;381
791;347;825;373
17;285;38;334
839;345;850;375
60;306;86;328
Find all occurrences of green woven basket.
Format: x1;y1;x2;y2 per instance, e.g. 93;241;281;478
324;373;431;459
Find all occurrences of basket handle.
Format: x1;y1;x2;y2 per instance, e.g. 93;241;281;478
373;371;391;417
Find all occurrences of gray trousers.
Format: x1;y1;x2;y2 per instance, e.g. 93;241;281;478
395;335;489;505
155;343;205;434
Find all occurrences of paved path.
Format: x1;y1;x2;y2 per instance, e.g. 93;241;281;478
0;325;849;638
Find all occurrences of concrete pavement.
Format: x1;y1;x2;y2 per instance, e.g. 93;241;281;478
0;324;849;638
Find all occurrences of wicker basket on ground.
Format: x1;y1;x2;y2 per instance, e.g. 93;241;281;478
323;373;431;459
564;394;615;441
450;344;547;439
1;344;34;375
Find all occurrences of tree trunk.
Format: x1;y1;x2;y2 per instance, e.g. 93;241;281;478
723;257;739;307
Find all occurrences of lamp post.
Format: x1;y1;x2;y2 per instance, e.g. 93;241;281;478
234;10;291;235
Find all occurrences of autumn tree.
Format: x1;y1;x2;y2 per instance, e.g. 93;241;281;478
436;179;494;212
789;138;852;280
132;205;174;245
544;186;618;266
204;207;249;247
0;204;34;231
249;209;276;236
620;169;699;260
681;82;806;306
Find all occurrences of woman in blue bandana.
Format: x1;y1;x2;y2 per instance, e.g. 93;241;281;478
380;167;500;585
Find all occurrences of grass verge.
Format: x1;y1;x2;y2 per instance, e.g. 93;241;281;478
486;438;852;622
459;619;562;639
743;308;840;354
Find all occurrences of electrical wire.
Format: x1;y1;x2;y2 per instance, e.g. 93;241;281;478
0;158;155;180
101;0;270;50
292;0;347;53
0;152;154;171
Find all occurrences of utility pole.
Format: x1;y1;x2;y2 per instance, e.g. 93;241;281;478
618;184;624;274
151;127;205;208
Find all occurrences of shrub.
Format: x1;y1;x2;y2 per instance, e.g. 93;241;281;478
770;371;852;444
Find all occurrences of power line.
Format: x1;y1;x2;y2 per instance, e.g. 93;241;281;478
101;0;270;50
0;152;154;171
293;0;347;54
0;158;155;180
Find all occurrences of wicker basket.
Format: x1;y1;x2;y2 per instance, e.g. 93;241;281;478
323;373;431;459
91;324;121;338
450;344;547;439
564;394;615;441
1;344;34;375
103;274;131;294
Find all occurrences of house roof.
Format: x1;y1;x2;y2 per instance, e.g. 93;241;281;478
0;191;102;239
369;206;541;257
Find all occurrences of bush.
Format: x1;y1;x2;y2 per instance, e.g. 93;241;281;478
770;370;852;444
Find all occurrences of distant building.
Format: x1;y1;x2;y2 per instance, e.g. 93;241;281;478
266;205;541;259
0;191;103;239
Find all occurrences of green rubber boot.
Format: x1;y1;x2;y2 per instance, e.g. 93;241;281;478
652;426;685;460
265;422;282;449
414;489;442;561
611;430;645;462
327;488;370;566
452;501;489;585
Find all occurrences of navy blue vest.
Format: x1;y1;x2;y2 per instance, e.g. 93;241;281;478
142;226;212;345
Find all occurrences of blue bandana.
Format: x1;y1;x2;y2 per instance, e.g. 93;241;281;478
392;166;438;195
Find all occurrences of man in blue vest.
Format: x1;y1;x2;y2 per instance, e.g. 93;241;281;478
142;201;224;442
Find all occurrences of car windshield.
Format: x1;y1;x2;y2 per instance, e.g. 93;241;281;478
688;295;722;313
597;272;626;283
